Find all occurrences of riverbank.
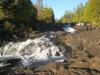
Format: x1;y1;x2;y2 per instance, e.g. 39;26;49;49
2;28;100;75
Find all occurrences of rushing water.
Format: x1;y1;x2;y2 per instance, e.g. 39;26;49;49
0;34;65;67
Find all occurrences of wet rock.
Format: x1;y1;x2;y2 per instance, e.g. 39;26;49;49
12;35;17;40
1;29;100;75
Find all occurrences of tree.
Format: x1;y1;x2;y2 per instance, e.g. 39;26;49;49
0;0;37;24
58;10;74;23
0;0;37;31
37;7;55;23
13;0;37;24
72;3;85;22
0;6;4;19
83;0;100;25
59;15;68;23
36;0;43;13
0;0;15;20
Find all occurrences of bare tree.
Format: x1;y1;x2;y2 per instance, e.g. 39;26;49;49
36;0;43;13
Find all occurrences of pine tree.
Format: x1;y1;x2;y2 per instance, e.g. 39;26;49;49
72;3;85;22
13;0;37;24
37;7;55;23
0;0;37;24
0;0;15;20
0;0;37;31
83;0;100;25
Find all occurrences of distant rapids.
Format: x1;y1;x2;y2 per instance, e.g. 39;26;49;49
0;34;65;67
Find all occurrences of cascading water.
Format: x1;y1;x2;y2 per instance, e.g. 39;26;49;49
0;34;65;67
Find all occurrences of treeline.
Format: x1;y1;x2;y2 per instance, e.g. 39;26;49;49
58;0;100;27
0;0;100;32
37;7;55;23
0;0;55;32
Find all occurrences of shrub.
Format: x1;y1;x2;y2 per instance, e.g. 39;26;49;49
3;21;14;31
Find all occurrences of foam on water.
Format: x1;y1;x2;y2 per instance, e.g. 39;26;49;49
0;35;65;67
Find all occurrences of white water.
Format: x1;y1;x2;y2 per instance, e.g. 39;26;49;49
0;35;65;67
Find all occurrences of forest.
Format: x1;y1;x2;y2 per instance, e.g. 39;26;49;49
58;0;100;27
0;0;100;32
0;0;100;75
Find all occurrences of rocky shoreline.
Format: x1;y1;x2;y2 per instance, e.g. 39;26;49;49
0;29;100;75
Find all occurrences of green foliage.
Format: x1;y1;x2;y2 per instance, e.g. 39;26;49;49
72;4;85;22
0;6;4;19
59;4;85;23
0;0;37;31
59;15;68;23
3;21;13;31
59;0;100;26
13;0;37;24
83;0;100;25
0;0;37;23
0;0;16;19
58;10;74;23
37;7;55;23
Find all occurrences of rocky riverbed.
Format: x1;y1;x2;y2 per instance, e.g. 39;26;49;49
0;29;100;75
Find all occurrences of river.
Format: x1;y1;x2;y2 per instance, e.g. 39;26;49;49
0;34;65;68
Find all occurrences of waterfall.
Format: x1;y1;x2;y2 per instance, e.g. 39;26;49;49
0;34;65;67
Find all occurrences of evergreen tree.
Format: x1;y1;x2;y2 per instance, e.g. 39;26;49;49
38;7;55;23
59;14;68;23
0;0;37;24
72;3;85;22
59;10;74;23
83;0;100;25
0;0;16;20
13;0;37;24
0;0;37;31
0;6;4;19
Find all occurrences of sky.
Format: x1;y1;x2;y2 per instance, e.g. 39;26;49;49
32;0;87;19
